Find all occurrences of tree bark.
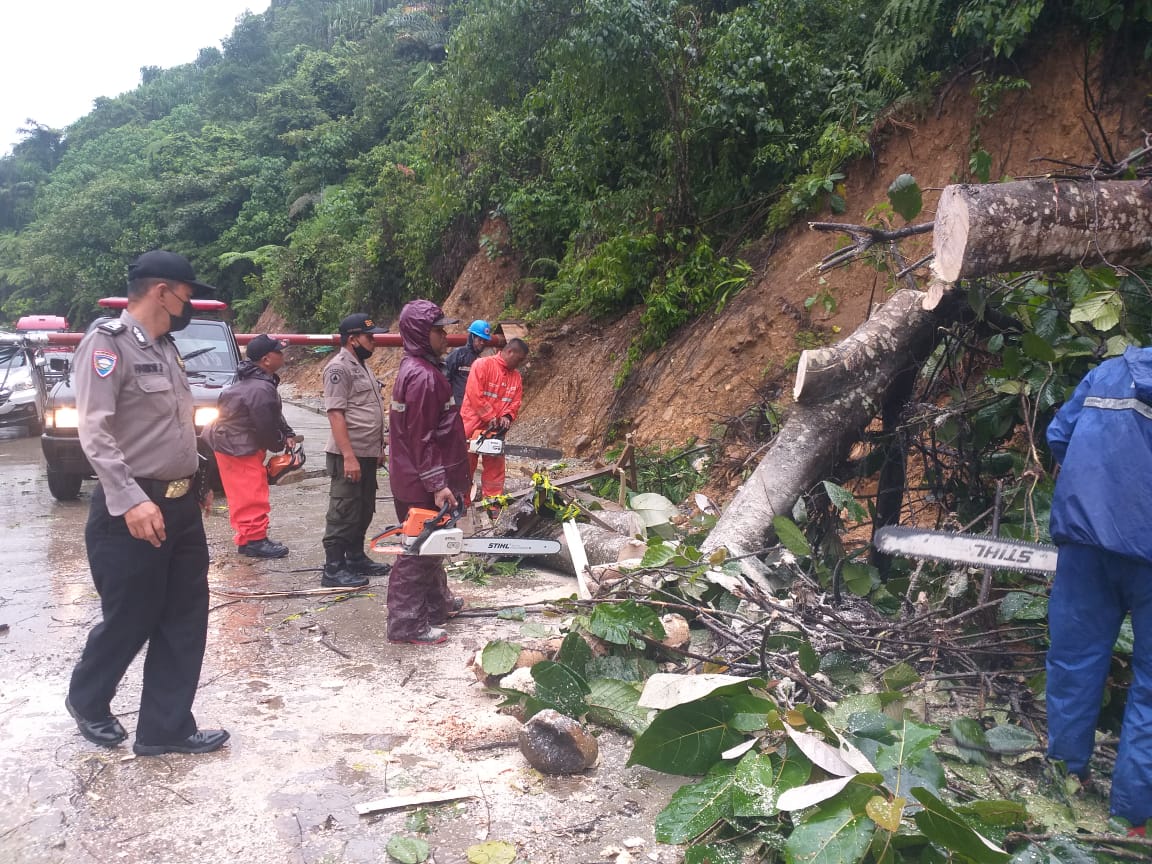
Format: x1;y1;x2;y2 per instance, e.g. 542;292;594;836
933;179;1152;282
703;289;961;587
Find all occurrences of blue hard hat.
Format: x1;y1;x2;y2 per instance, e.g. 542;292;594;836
468;319;493;340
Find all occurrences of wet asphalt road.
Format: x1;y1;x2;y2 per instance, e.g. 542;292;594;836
0;404;680;864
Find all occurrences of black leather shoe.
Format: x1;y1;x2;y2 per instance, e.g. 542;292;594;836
133;728;230;756
346;556;391;577
321;565;369;589
239;538;289;558
66;696;127;747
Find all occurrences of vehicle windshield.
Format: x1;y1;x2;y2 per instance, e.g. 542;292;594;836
0;347;29;369
172;322;235;373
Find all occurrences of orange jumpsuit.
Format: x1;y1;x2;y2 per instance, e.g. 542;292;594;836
460;353;523;498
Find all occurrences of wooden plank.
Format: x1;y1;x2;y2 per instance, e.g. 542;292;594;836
356;788;477;816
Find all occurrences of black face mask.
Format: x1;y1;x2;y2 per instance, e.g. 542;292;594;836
352;343;373;362
166;291;193;332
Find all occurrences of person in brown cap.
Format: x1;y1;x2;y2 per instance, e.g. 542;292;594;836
202;334;298;559
320;313;392;588
65;250;229;756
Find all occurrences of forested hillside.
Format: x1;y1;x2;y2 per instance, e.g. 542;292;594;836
2;1;1148;340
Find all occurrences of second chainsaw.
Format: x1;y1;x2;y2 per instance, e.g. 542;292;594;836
468;428;562;460
370;499;561;557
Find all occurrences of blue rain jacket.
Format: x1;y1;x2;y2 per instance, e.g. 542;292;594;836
1048;346;1152;563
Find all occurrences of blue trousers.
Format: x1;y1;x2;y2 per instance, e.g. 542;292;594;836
1047;542;1152;826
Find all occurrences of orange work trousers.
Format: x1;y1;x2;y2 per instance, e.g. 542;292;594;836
468;452;506;500
215;451;271;546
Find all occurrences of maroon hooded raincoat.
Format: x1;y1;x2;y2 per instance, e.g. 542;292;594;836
386;300;470;640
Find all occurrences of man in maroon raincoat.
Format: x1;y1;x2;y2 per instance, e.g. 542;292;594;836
386;300;471;644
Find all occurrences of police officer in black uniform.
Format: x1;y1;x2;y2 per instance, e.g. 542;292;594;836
64;250;230;756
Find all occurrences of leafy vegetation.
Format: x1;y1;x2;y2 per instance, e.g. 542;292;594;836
4;0;1148;359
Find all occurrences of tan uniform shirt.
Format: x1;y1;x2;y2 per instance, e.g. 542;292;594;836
75;311;199;516
323;348;387;458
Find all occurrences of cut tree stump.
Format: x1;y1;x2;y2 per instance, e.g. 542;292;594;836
933;179;1152;283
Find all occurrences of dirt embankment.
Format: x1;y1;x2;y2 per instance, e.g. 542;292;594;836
278;35;1152;483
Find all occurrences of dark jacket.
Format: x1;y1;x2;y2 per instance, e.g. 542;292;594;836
388;300;470;502
1048;346;1152;563
202;361;295;457
445;338;484;408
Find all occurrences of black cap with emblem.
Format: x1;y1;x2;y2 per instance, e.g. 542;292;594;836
128;251;216;298
338;313;388;336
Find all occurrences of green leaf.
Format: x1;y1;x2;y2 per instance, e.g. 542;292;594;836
497;606;526;621
586;655;658;682
628;696;746;775
1020;332;1056;362
1115;615;1135;654
531;661;591;717
481;640;522;676
970;149;992;183
841;562;879;597
955;799;1029;827
950;717;990;765
519;620;551;638
387;835;430;864
731;747;812;819
823;481;868;522
1008;836;1098;863
881;663;919;691
887;174;923;222
683;843;743;864
773;515;812;557
873;717;944;796
785;795;876;864
1069;290;1122;332
587;600;666;648
554;632;594;677
999;591;1048;622
466;840;516;864
404;809;430;834
911;787;1010;863
641;538;679;568
984;724;1040;754
654;768;737;843
726;693;777;732
586;678;649;735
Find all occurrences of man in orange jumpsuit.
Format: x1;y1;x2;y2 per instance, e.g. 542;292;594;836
460;338;528;500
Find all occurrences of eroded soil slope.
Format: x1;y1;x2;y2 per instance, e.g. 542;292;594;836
280;37;1152;464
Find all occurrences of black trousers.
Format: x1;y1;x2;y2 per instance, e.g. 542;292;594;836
68;484;209;744
322;453;378;564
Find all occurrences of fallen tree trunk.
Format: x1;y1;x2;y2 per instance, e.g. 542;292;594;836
702;289;962;586
933;179;1152;282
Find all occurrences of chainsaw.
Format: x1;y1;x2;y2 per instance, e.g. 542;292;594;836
469;428;562;460
873;526;1058;576
370;498;561;557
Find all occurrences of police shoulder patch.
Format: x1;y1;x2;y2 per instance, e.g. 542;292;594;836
97;321;126;335
92;350;118;378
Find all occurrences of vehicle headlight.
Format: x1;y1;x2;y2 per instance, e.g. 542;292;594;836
49;407;80;429
194;406;219;427
13;379;35;391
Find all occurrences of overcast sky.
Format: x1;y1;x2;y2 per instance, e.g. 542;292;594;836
2;0;271;156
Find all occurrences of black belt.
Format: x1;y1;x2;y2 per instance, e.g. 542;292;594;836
136;477;194;500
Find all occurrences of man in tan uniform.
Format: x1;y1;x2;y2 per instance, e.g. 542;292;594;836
321;313;391;588
65;250;229;757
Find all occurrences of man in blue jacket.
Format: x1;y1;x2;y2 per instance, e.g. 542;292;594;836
1047;346;1152;836
445;319;493;408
